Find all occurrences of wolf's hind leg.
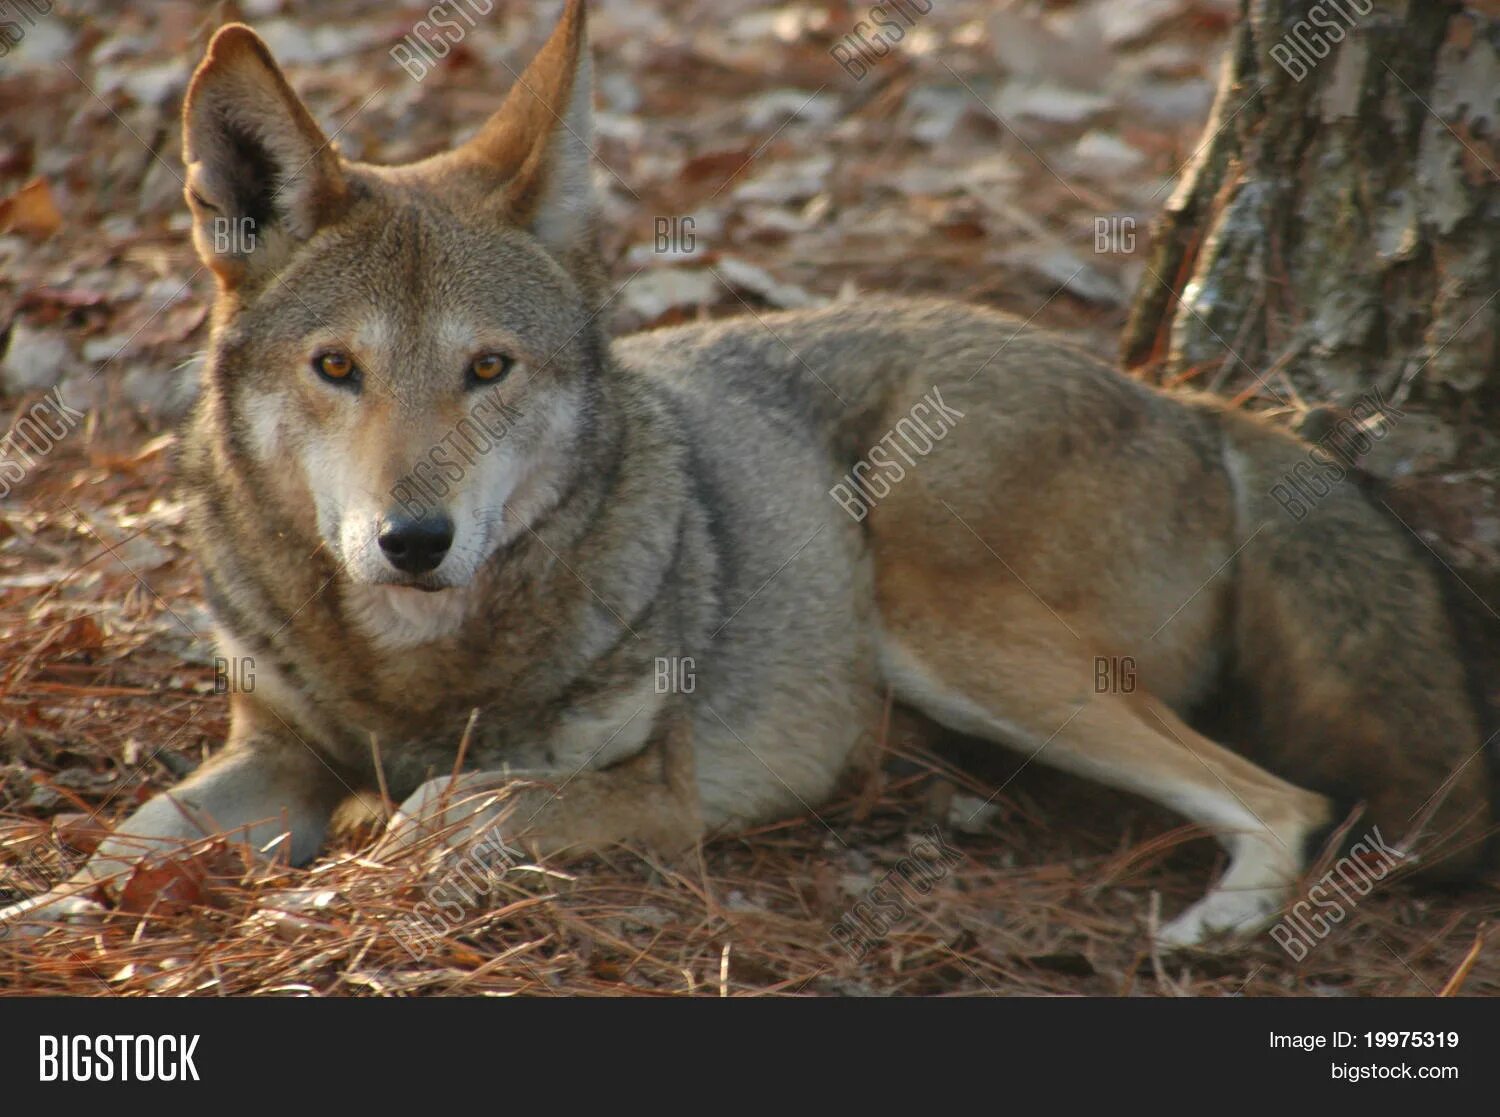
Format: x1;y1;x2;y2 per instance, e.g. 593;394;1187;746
877;596;1333;948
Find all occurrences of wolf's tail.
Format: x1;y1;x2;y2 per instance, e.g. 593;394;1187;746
1355;469;1500;866
1217;410;1497;877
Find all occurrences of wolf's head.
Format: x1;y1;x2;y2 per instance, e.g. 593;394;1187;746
184;1;606;636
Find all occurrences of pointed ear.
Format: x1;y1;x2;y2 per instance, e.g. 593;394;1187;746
456;0;598;272
181;24;348;287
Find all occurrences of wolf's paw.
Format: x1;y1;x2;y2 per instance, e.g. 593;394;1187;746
0;889;107;942
1154;888;1284;951
377;772;547;861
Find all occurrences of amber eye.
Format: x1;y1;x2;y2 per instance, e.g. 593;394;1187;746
467;352;513;386
313;350;357;383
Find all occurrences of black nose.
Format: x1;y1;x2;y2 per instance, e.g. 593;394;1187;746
377;512;454;575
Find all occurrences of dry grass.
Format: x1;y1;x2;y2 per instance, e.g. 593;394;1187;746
0;440;1494;998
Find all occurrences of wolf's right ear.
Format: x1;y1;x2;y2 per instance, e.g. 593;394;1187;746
182;24;348;288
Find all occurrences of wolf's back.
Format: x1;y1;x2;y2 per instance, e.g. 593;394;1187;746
619;297;1495;873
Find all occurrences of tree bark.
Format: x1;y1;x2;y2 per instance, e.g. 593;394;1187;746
1122;0;1498;423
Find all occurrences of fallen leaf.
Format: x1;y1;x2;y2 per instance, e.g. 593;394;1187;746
117;858;206;915
0;178;63;239
50;812;110;856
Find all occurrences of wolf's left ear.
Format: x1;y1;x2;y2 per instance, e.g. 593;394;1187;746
182;24;348;288
456;0;599;281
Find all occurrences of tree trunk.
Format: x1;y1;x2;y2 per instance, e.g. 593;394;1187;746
1122;0;1498;426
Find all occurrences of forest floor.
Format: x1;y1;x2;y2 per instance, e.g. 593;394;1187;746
0;0;1495;995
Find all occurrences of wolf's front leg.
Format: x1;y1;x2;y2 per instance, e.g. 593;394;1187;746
378;719;702;861
1;711;350;933
84;734;349;884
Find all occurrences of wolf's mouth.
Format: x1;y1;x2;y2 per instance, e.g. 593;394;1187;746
373;579;451;594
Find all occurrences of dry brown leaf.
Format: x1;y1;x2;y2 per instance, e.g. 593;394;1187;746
115;851;224;917
0;178;63;239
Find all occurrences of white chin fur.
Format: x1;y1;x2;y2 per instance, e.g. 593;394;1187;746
345;583;475;647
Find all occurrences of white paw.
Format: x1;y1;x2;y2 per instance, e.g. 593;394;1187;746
0;889;107;941
378;773;538;860
1155;887;1284;951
